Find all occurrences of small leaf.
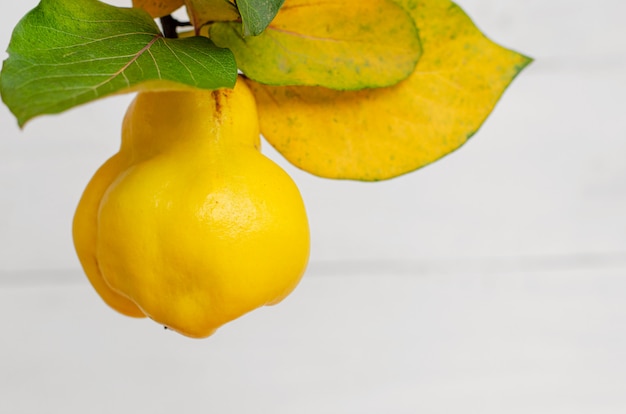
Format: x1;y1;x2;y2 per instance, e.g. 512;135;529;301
210;0;421;90
184;0;239;29
0;0;237;126
133;0;184;18
246;0;532;180
237;0;285;37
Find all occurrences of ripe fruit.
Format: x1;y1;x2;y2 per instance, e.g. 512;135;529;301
72;78;310;338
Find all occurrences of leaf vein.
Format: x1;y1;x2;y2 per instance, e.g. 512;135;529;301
177;45;228;77
161;40;196;84
27;32;157;52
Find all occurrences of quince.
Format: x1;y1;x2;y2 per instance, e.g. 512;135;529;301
73;78;310;338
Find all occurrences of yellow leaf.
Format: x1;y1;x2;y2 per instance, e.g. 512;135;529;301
184;0;239;29
246;0;532;180
132;0;183;18
211;0;421;90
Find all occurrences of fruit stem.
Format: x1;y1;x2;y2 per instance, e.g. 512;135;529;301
160;15;192;39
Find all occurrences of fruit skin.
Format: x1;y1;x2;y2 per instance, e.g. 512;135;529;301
72;78;310;338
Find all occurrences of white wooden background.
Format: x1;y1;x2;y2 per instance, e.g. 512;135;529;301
1;1;625;413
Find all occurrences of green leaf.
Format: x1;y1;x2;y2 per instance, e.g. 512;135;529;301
210;0;421;90
236;0;285;36
0;0;237;127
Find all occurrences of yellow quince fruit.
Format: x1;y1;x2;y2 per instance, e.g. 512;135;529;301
72;78;310;338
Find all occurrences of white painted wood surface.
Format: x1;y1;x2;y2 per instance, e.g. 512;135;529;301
1;1;625;412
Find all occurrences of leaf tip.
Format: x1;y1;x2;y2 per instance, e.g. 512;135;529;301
517;53;534;71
